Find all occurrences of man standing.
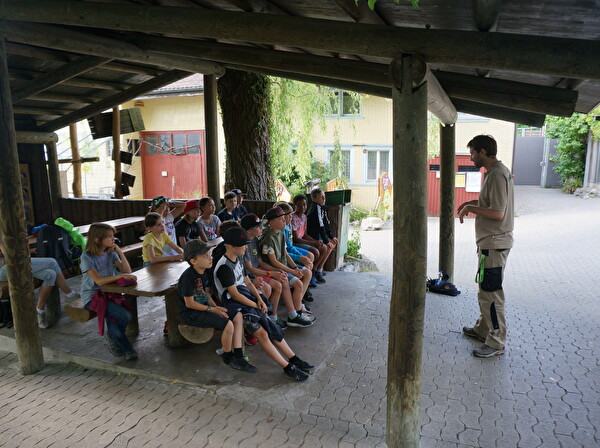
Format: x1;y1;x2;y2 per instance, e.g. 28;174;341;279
458;135;514;358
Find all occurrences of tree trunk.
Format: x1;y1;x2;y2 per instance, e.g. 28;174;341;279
217;70;273;200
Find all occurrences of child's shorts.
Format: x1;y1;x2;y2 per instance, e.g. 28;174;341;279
259;275;272;284
292;245;309;257
286;272;302;286
180;308;238;331
295;243;313;252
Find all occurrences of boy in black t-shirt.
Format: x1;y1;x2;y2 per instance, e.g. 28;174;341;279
177;240;256;372
175;199;206;247
217;191;239;222
213;227;315;381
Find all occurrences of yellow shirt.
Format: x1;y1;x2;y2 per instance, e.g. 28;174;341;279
142;232;171;263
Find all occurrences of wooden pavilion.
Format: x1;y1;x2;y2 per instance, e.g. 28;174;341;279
1;1;599;446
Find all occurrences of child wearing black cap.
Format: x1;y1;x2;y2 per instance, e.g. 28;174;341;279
232;189;248;217
177;240;255;372
213;227;315;381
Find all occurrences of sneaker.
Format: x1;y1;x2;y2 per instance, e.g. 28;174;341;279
287;314;314;327
244;330;258;346
284;364;309;382
230;356;258;372
216;347;225;356
291;357;315;373
473;344;505;358
274;317;288;329
462;326;485;342
322;271;327;276
124;349;138;361
105;333;124;357
36;311;49;329
300;306;315;322
314;271;326;284
303;293;314;303
309;277;318;288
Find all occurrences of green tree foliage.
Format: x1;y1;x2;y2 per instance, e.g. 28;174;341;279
545;107;599;193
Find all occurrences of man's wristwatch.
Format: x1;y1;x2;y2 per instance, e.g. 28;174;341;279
207;305;212;312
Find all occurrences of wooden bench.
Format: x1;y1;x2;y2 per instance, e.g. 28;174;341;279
64;298;96;322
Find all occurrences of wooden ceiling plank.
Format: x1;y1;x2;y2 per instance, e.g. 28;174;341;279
30;92;97;104
5;41;72;62
38;70;191;131
103;61;164;76
1;20;224;76
11;55;113;103
2;1;597;80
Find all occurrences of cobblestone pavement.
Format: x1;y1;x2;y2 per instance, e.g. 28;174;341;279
0;186;599;447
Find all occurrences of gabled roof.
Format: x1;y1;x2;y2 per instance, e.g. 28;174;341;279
2;0;599;131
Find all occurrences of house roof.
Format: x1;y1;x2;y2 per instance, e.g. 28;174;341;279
2;0;600;131
147;74;205;95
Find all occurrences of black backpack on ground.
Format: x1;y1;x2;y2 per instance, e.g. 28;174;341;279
426;274;461;297
36;224;80;274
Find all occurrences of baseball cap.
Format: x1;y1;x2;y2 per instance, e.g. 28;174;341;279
183;199;200;214
231;189;246;196
264;206;291;221
223;227;253;247
150;195;169;209
184;240;211;261
240;213;262;231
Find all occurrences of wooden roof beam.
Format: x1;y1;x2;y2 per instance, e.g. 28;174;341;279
11;55;112;103
451;98;545;127
38;70;191;131
333;0;388;25
2;1;599;79
0;21;225;76
473;0;502;32
434;70;577;117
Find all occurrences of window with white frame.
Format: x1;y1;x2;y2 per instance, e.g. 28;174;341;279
326;147;352;180
327;89;361;117
365;148;391;182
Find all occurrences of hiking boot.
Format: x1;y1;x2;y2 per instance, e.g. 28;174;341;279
230;356;258;372
473;344;505;358
36;310;49;329
463;326;485;342
287;314;314;327
284;364;309;382
274;317;288;329
124;349;139;361
314;271;326;284
105;333;124;357
244;330;258;346
291;357;315;374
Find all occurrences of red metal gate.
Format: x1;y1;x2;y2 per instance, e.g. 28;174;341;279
140;130;207;199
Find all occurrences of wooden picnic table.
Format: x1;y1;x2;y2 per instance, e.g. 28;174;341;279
101;260;190;347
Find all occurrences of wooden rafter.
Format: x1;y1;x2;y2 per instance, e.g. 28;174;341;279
11;56;113;103
1;1;599;79
38;70;191;131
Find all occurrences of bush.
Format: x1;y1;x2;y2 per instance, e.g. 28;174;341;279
350;206;369;223
346;231;361;258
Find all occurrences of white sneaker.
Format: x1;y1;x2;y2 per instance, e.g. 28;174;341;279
301;305;315;321
37;311;48;329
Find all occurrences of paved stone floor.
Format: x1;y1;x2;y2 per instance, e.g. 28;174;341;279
0;186;598;447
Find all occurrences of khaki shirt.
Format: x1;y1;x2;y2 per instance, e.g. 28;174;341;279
258;228;288;267
475;161;514;249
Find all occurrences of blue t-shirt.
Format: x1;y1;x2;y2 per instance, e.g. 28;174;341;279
80;251;120;306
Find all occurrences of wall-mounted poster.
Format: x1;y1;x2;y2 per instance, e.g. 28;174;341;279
19;164;35;226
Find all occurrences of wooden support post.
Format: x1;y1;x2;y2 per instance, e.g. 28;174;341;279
387;54;428;448
0;38;44;374
45;140;62;220
439;123;455;282
113;107;122;199
203;74;220;201
69;124;83;198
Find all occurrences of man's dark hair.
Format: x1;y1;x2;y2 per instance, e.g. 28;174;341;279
310;188;324;199
467;135;497;157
